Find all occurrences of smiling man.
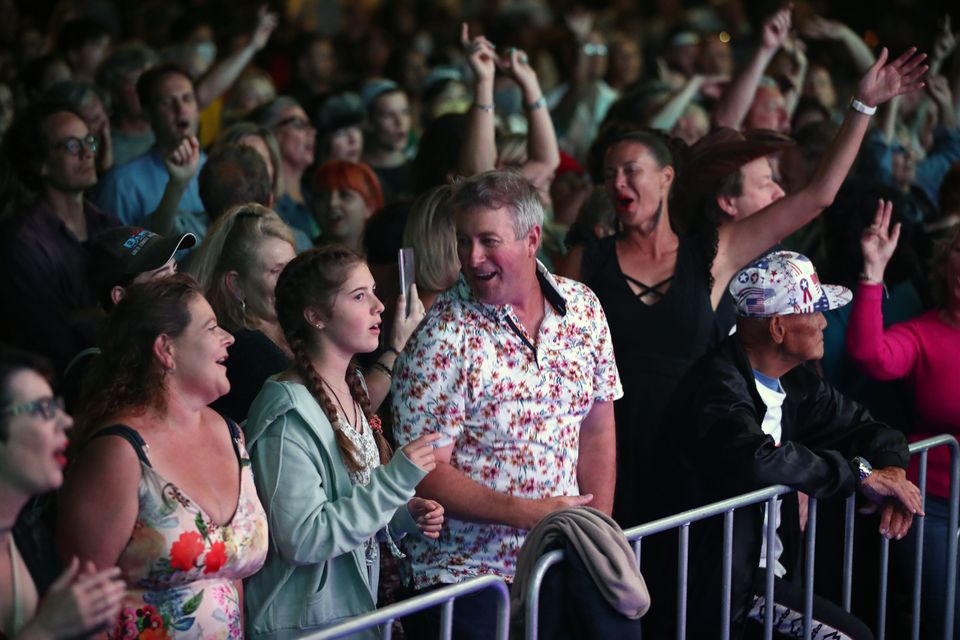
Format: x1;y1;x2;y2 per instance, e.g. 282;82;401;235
392;170;622;639
94;64;206;238
644;250;922;639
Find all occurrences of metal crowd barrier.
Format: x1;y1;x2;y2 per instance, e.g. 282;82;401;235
303;574;511;640
523;435;959;640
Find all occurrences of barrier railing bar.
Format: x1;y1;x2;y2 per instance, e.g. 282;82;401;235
910;451;928;640
523;550;562;640
678;523;690;640
877;536;890;640
763;497;777;639
842;494;855;612
943;436;959;640
305;575;510;640
721;509;734;640
803;497;817;640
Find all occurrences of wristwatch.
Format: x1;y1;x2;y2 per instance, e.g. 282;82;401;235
852;456;873;483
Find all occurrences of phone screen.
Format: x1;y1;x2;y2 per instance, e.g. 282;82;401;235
398;247;415;317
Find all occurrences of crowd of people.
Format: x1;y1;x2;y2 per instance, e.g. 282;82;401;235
1;0;959;638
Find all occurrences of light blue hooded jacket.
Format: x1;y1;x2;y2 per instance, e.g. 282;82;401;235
243;379;425;639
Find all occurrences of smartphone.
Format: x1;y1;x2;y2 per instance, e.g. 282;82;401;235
398;247;415;317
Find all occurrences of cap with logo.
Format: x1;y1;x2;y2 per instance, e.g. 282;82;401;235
729;250;852;318
90;227;196;300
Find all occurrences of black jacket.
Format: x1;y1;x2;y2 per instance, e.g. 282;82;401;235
640;336;909;638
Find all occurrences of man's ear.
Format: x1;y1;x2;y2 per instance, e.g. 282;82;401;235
768;316;787;344
303;306;325;330
525;224;542;257
110;285;127;306
660;164;675;192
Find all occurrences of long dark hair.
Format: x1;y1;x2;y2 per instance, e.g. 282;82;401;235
274;245;392;471
77;274;201;442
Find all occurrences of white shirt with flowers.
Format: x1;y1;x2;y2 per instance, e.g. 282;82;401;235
391;263;623;587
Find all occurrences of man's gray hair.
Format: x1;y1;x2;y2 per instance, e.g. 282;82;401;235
451;170;544;239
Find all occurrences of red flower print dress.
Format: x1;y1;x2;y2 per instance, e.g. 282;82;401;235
97;420;268;640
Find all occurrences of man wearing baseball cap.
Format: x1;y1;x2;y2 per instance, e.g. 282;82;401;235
89;226;196;309
643;251;922;639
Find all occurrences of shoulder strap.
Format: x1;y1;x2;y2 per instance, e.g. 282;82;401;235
90;425;152;467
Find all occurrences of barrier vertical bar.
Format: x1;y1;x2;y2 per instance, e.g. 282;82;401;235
764;496;777;639
524;551;562;640
944;439;959;640
842;495;856;612
911;452;928;640
634;538;642;568
721;510;734;640
440;599;454;640
803;497;817;640
678;524;690;640
877;537;890;640
380;619;393;639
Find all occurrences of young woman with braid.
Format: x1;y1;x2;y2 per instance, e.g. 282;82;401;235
243;245;443;639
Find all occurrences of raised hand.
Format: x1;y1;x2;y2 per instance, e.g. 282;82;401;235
501;47;539;96
761;5;793;53
251;5;279;52
390;283;426;353
926;74;953;107
400;432;443;473
860;199;900;281
931;14;958;67
408;497;444;539
164;135;201;185
461;22;497;86
23;558;126;639
857;46;928;107
799;15;846;41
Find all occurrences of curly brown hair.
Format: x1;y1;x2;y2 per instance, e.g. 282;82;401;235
274;244;392;472
77;274;201;442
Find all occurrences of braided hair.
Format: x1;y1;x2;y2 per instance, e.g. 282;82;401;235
274;244;392;472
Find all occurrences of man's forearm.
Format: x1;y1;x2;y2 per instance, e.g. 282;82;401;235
712;47;775;130
576;402;616;514
415;462;537;530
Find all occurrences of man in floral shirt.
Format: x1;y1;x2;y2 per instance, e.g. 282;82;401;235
392;170;622;638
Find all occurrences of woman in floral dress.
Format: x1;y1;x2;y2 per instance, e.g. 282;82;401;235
57;274;268;639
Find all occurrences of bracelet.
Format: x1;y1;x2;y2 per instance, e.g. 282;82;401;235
858;272;883;285
849;98;877;116
473;102;495;113
372;361;393;378
525;96;547;111
383;346;400;358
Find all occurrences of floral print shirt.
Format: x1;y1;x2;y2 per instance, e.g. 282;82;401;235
391;264;622;587
107;423;269;639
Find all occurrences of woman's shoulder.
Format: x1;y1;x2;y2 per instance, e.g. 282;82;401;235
244;378;335;448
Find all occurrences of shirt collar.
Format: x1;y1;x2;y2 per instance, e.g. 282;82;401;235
453;260;568;321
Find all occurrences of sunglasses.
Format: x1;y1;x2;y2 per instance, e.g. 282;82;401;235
274;116;314;131
1;396;66;421
52;135;99;156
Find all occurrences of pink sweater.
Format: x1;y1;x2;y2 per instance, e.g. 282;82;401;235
847;283;960;498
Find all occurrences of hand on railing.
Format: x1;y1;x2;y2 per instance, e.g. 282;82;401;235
858;466;924;539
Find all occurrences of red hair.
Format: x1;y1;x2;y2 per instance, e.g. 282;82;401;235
311;160;384;214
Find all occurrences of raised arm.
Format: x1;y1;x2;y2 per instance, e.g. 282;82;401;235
457;23;498;177
502;47;560;188
647;75;707;132
801;15;877;75
144;136;201;235
195;5;278;108
713;47;928;293
846;199;922;380
712;5;791;130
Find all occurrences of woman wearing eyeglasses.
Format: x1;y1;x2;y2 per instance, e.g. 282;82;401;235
251;97;319;244
56;275;269;639
0;346;126;639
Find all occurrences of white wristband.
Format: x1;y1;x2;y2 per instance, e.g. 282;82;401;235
849;98;877;116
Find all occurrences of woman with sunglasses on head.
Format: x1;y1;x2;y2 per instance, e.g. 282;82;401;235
56;275;268;639
243;245;442;638
251;97;319;244
0;346;125;639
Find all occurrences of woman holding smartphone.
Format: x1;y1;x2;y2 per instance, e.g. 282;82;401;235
243;245;443;639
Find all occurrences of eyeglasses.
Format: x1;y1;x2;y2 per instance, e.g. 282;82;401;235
0;396;66;421
583;43;608;57
52;135;99;156
274;116;314;131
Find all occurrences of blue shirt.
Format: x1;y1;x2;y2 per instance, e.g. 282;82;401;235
94;147;208;238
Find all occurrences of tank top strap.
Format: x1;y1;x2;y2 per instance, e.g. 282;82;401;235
90;425;152;467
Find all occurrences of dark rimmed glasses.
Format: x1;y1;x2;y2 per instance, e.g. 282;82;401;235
0;396;66;421
52;135;99;156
